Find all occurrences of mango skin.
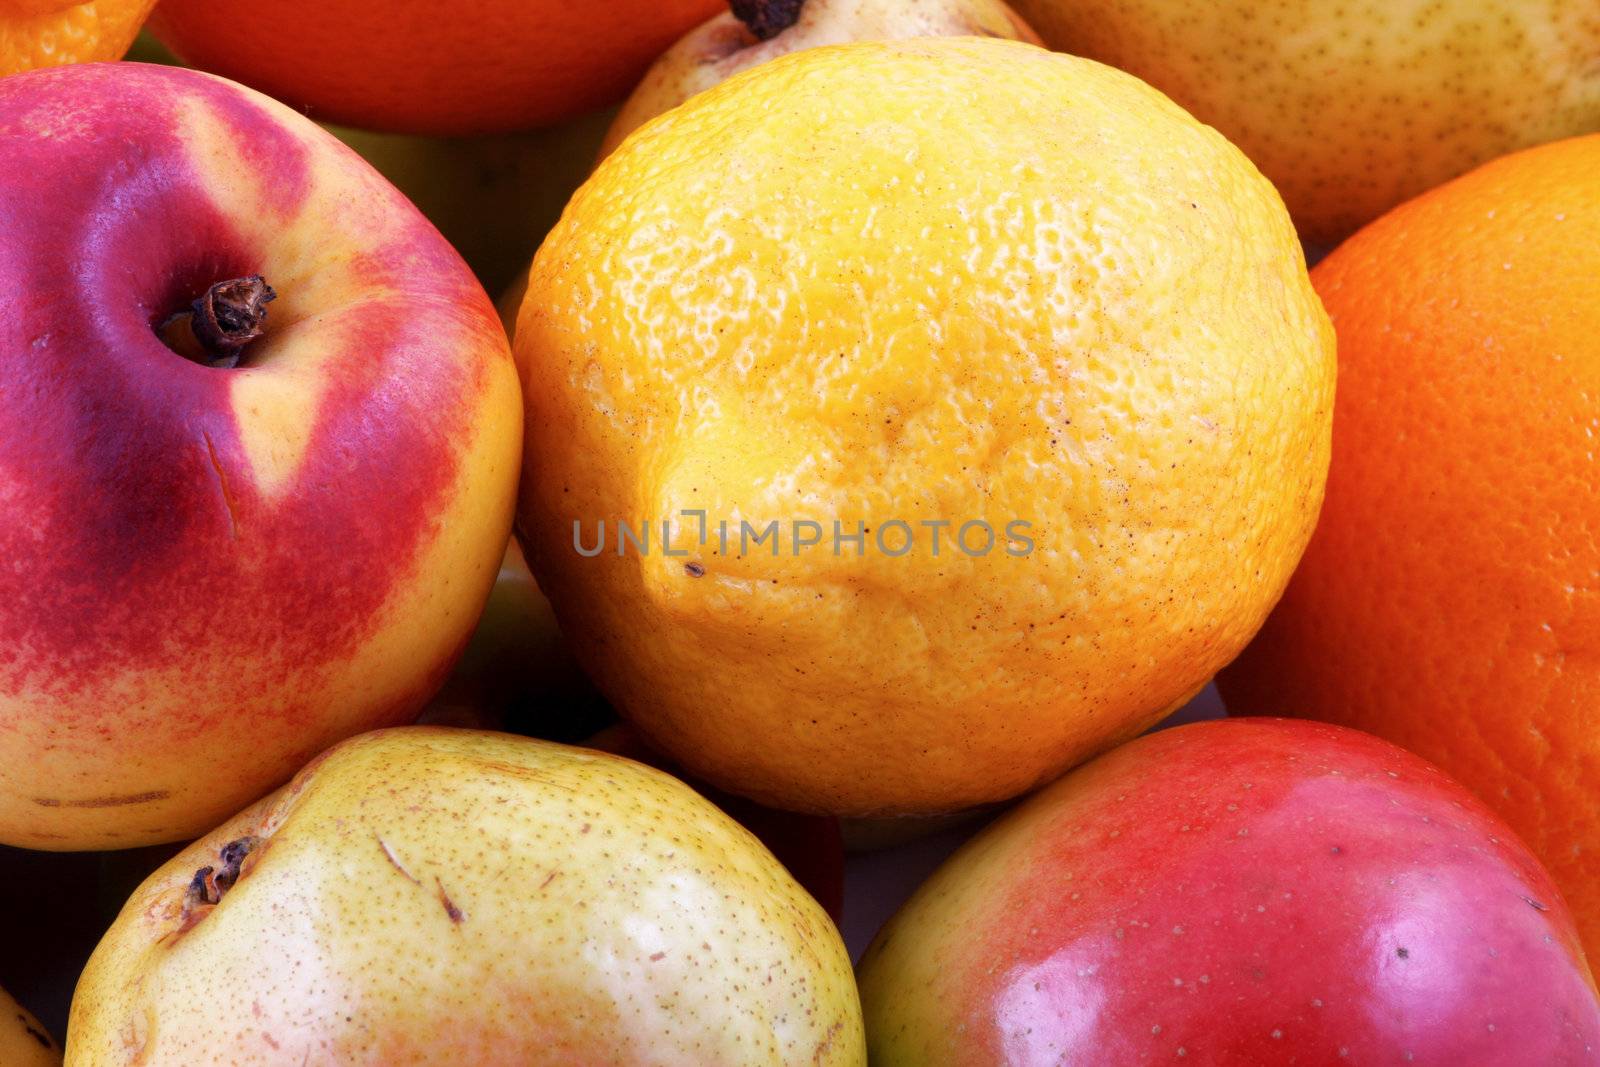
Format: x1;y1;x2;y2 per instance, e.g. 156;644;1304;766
858;719;1600;1064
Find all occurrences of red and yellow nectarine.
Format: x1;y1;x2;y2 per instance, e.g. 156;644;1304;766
0;63;521;850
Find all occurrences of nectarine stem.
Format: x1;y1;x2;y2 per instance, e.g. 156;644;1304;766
729;0;804;40
165;275;276;369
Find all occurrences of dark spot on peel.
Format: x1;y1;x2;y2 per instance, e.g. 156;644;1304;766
438;879;464;924
728;0;803;40
13;1013;50;1050
685;561;706;577
815;1018;844;1058
1396;946;1409;959
1524;896;1550;912
31;790;170;808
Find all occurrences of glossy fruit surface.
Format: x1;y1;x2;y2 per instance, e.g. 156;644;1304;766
1;0;154;76
516;37;1334;816
1008;0;1600;242
146;0;722;134
858;718;1600;1065
0;62;521;849
68;728;864;1065
1221;135;1600;956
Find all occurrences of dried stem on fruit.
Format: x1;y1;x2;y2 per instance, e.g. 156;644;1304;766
178;834;264;928
191;275;275;366
728;0;804;40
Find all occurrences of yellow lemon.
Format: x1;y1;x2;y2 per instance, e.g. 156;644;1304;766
515;38;1334;816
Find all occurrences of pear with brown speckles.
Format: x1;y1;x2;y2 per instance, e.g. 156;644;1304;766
600;0;1042;158
67;728;864;1066
1010;0;1600;242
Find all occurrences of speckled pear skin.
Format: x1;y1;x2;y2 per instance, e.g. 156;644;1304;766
67;728;864;1066
1009;0;1600;242
600;0;1042;156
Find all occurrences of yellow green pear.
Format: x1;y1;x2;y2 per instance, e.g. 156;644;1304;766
601;0;1041;157
1007;0;1600;242
68;728;863;1065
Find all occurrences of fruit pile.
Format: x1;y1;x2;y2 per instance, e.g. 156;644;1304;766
1;1;1597;1064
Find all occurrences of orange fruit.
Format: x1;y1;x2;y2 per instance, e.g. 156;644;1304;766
1;0;155;75
1220;135;1600;955
515;38;1335;817
145;0;722;135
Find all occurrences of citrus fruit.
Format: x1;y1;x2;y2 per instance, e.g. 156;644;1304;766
1007;0;1600;242
1;0;155;75
146;0;721;135
1220;135;1600;956
515;38;1335;817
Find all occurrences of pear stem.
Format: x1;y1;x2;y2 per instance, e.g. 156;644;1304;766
728;0;804;40
178;834;263;927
